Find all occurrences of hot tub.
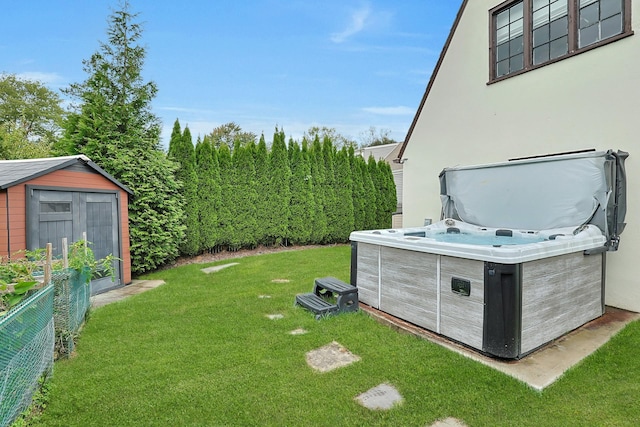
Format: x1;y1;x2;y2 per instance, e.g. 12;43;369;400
350;150;628;359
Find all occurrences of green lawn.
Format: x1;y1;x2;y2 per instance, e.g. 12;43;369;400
33;246;640;426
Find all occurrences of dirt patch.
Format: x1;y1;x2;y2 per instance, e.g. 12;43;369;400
306;341;360;373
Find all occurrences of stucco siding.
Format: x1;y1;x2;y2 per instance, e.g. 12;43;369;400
403;0;639;311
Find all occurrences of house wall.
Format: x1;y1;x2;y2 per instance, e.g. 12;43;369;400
403;0;639;312
0;168;131;284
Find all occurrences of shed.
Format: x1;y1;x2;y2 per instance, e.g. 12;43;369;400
0;155;132;294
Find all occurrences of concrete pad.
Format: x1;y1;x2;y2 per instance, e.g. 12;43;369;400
355;383;403;410
91;279;165;308
429;417;468;427
306;341;360;373
361;304;640;390
266;314;284;320
200;262;239;274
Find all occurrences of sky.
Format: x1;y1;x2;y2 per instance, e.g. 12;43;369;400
1;1;461;147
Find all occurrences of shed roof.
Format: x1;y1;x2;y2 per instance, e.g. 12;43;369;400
0;155;133;194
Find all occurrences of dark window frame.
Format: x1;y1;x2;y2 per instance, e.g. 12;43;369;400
489;0;633;83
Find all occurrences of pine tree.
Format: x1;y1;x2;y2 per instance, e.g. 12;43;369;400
288;140;315;244
230;141;258;249
216;143;234;249
196;136;220;252
333;147;355;241
267;128;291;245
55;2;183;273
308;136;327;243
253;134;270;245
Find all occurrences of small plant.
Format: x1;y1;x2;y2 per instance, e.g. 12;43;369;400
67;240;117;282
0;254;42;317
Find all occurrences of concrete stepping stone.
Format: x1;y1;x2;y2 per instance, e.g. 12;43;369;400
429;417;468;427
266;314;284;320
355;383;403;410
258;295;272;299
200;262;239;274
306;341;360;373
289;328;308;335
271;278;290;283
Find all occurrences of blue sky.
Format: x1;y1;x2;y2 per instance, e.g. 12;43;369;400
1;1;460;147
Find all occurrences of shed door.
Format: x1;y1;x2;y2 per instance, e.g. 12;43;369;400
28;189;122;295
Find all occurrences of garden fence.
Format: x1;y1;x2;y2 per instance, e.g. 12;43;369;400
0;284;54;427
52;267;92;358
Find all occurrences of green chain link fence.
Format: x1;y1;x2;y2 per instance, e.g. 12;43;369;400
52;267;91;358
0;284;54;427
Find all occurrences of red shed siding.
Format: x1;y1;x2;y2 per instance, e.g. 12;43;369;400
0;168;131;284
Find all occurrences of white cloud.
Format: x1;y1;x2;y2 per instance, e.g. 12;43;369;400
331;4;371;43
16;71;62;84
362;106;414;116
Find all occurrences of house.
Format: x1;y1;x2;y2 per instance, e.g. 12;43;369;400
0;155;132;295
357;142;404;227
398;0;638;312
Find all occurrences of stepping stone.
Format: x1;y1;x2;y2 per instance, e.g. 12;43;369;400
271;279;290;283
200;262;239;274
289;328;308;335
306;341;360;373
430;418;468;427
258;295;272;299
266;314;284;320
355;383;403;410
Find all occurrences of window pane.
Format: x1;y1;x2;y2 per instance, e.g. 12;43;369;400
579;24;600;47
580;3;600;29
533;0;549;11
497;26;510;44
497;42;510;61
510;2;524;20
533;25;550;47
510;35;524;55
533;44;550;64
550;0;568;20
550;16;568;39
41;202;71;213
497;10;509;29
533;7;550;29
550;35;568;58
601;0;622;19
497;59;510;77
601;14;623;39
580;0;598;7
510;17;524;38
511;53;524;72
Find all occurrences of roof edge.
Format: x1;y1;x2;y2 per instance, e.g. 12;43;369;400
397;0;469;161
0;155;133;195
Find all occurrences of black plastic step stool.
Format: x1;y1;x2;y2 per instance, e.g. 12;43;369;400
295;277;359;319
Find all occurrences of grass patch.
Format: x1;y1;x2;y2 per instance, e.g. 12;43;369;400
32;246;640;426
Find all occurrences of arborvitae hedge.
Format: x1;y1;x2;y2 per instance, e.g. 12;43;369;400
267;128;291;245
288;140;315;244
168;122;200;256
195;136;220;252
176;133;397;254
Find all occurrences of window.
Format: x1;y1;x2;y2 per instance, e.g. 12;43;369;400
490;0;632;81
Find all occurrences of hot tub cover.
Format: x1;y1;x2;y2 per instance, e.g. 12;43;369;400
439;149;628;251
